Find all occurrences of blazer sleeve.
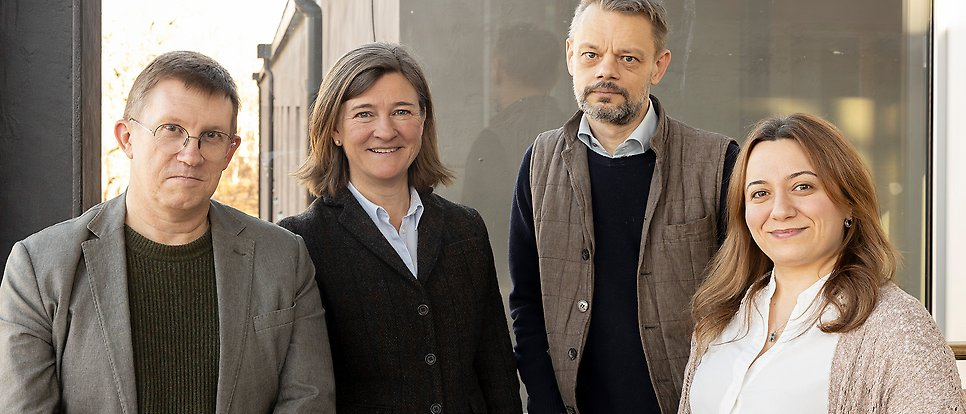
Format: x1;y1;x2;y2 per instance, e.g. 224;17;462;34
0;241;61;413
882;302;965;413
272;235;337;413
470;210;524;414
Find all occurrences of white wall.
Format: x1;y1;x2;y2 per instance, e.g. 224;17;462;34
933;0;966;385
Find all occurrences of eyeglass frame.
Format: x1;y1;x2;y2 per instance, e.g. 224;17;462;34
128;118;238;160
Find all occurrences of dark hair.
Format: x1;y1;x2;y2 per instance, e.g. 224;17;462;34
494;23;562;91
692;113;899;354
123;51;240;132
569;0;670;53
296;43;453;197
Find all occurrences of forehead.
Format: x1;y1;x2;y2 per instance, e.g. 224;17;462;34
745;139;816;182
347;72;419;103
571;5;655;52
141;79;233;127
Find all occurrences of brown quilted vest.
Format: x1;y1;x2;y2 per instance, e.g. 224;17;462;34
528;96;733;413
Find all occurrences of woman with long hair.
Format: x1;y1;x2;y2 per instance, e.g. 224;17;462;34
680;113;964;413
278;43;522;414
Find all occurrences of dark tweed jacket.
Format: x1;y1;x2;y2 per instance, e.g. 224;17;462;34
279;187;522;414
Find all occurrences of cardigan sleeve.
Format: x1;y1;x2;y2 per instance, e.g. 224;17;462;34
879;293;965;413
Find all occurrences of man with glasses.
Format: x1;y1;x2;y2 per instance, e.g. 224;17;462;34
0;51;335;413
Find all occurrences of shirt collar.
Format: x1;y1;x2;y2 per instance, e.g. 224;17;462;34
761;269;835;321
576;96;657;158
347;182;424;226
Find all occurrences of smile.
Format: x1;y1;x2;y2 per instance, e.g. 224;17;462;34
369;147;401;154
769;227;806;239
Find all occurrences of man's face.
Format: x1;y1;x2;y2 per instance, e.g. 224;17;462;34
115;78;238;219
566;4;671;126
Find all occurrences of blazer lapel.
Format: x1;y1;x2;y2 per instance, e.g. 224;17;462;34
81;194;138;413
329;189;418;280
208;201;255;413
415;193;443;282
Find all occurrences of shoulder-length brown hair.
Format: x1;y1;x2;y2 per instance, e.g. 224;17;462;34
691;113;898;354
296;43;454;197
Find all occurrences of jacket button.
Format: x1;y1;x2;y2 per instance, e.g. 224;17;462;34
568;348;577;360
430;403;442;414
577;300;589;313
425;353;437;366
581;248;590;261
417;304;430;316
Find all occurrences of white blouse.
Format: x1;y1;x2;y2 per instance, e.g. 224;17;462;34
689;272;840;414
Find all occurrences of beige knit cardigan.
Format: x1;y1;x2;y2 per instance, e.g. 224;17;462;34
679;283;966;413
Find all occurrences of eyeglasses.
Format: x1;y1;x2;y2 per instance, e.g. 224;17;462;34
129;118;236;160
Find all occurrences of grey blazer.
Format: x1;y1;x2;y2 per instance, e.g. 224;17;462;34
0;194;336;413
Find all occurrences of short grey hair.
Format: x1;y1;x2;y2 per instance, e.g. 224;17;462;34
568;0;670;53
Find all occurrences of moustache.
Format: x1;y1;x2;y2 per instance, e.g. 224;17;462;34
582;81;630;100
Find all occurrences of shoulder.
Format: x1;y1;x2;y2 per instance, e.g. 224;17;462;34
424;193;484;226
865;283;935;327
211;201;303;249
19;200;108;252
665;115;734;146
275;198;329;236
846;283;947;352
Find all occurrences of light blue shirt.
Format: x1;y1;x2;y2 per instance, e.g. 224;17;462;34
577;97;658;158
347;182;424;278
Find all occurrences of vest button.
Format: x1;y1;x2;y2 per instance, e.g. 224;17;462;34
425;353;437;366
430;403;442;414
581;248;590;261
417;304;430;316
577;300;589;313
568;348;577;360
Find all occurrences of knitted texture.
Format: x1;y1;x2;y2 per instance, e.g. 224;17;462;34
125;226;219;413
679;283;966;413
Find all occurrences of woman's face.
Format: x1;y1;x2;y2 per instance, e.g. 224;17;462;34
334;72;424;191
743;139;851;276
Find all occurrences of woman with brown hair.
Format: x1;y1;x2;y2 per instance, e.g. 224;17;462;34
278;43;522;414
680;113;964;413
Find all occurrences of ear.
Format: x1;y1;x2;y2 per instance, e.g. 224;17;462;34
650;49;672;85
114;119;135;159
565;38;575;76
221;134;242;170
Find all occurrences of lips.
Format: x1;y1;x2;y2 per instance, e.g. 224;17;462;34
769;227;806;239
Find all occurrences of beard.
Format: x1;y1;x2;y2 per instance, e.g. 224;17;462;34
575;81;646;126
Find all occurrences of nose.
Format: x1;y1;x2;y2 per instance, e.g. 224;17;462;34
371;115;396;139
176;136;205;165
595;54;620;80
769;191;797;221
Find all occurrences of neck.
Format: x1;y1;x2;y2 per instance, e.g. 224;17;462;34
585;100;649;155
772;259;836;298
351;179;411;228
124;197;210;246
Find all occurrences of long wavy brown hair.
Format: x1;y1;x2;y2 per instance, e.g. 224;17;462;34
691;113;899;354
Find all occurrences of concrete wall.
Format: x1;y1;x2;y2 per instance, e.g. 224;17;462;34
0;0;100;269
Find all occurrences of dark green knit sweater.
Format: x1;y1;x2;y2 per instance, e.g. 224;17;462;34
125;225;219;413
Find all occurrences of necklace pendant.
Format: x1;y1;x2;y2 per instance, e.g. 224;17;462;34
768;332;777;342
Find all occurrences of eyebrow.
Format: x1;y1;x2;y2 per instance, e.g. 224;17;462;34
347;101;418;112
745;170;818;189
156;117;230;133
